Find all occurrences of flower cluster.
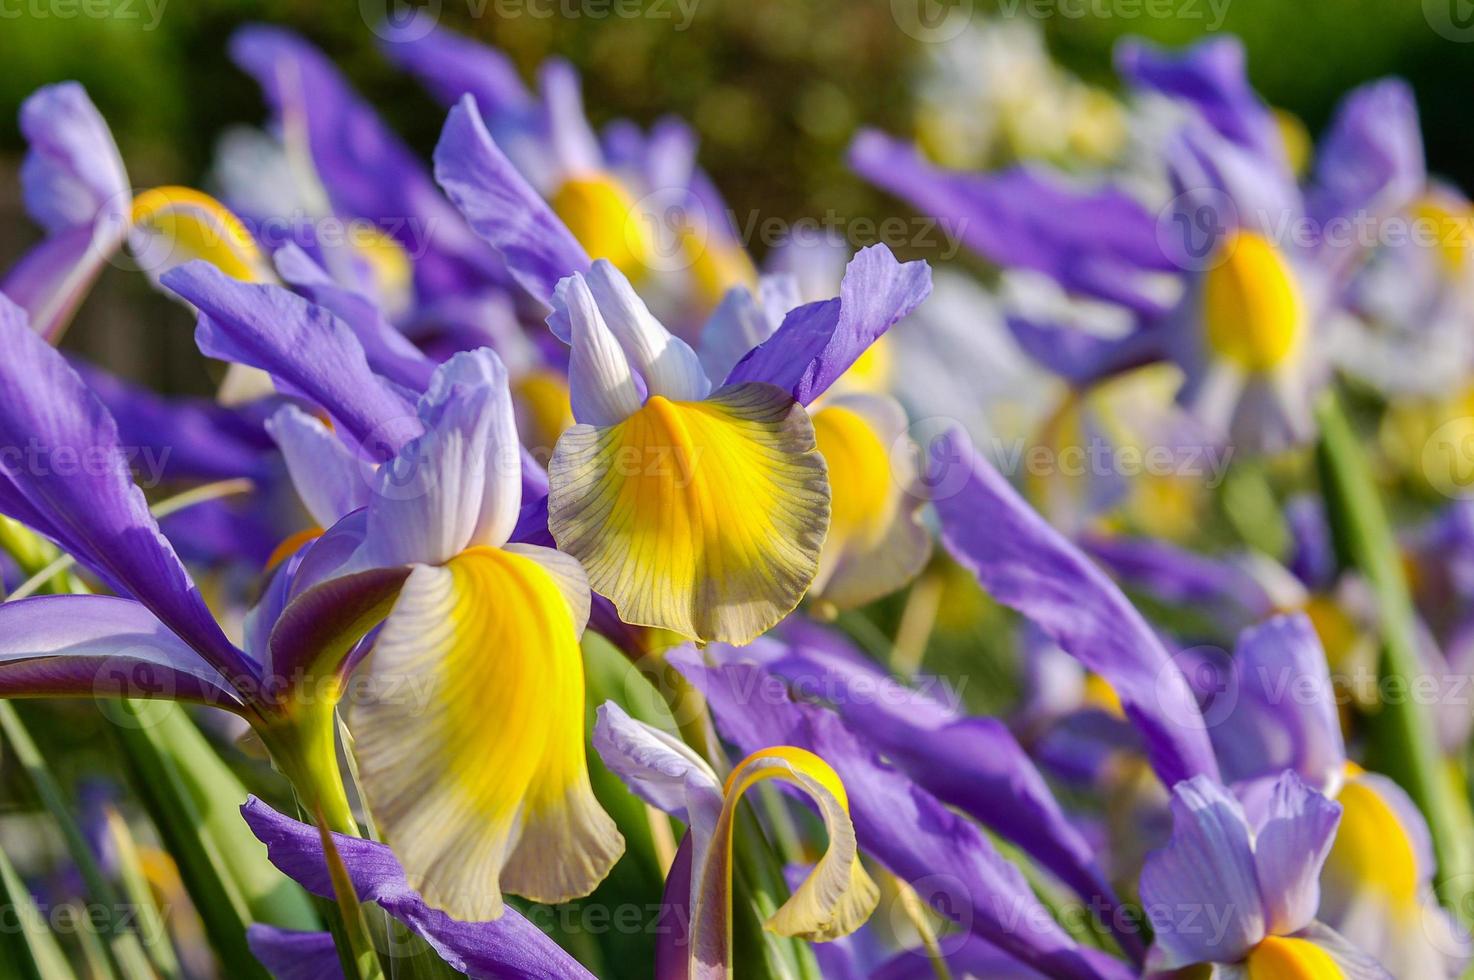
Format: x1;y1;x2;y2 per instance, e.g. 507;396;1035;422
0;17;1471;980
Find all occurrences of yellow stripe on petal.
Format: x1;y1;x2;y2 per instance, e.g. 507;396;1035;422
548;383;829;644
809;395;930;609
1203;230;1303;374
351;226;414;316
692;746;878;979
130;186;274;283
348;546;621;920
1245;935;1345;980
551;174;650;281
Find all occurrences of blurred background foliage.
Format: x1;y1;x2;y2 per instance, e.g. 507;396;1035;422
0;0;1468;394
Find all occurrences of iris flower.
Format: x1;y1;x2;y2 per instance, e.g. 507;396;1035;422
851;38;1423;454
593;701;878;978
1140;771;1389;977
160;261;622;921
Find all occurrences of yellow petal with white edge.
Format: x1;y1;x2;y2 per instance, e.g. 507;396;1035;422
130;186;274;283
690;746;878;980
809;393;930;609
348;545;620;920
548;382;829;645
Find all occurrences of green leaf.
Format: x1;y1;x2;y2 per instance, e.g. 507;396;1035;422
0;843;78;980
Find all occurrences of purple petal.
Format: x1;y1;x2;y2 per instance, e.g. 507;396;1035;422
379;24;532;116
247;926;343;980
434;94;591;305
273;245;437;392
1;224;119;343
0;294;253;688
1252;770;1341;937
240;797;595;979
723;245;930;404
263;566;411;700
927;425;1220;787
1139;775;1265;969
18;82;129;234
1115;37;1280;161
761;621;1130;947
161;261;421;460
0;594;241;709
670;650;1134;980
1081;533;1277;628
1214;615;1345;790
848;132;1173;313
1005;313;1167;387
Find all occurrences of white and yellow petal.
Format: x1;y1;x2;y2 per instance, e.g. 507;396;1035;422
348;545;621;920
691;746;878;978
808;393;931;609
548;382;829;645
129;185;275;284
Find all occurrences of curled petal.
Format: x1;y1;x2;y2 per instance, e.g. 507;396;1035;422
348;546;619;920
129;186;276;284
549;383;828;644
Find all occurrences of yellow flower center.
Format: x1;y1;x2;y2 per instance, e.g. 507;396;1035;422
1202;231;1303;373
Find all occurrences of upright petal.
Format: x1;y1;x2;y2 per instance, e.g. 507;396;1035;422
265;405;368;528
162;261;420;459
2;224;119;344
550;273;646;426
591;701;722;830
348;546;619;920
577;261;710;402
434;95;591;304
1252;770;1341;937
356;350;522;568
378;24;532;116
0;295;251;687
549;383;828;644
18;82;129;234
725;245;931;405
928;425;1220;786
1139;776;1265;970
241;797;597;979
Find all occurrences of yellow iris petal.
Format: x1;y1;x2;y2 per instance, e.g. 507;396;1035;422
1203;230;1303;374
130;186;272;282
513;368;575;462
683;229;758;309
809;396;930;608
550;174;650;281
349;545;621;920
1245;935;1344;980
1325;775;1420;907
1411;195;1474;277
549;383;829;644
1272;108;1313;177
692;746;878;977
351;226;414;314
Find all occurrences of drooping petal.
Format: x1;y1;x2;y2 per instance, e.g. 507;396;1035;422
550;273;645;426
672;651;1133;980
724;245;931;405
266;405;369;527
129;186;276;283
927;424;1220;786
807;393;930;608
18;82;129;234
1252;770;1341;938
240;797;597;979
548;383;829;644
434;94;591;304
590;701;722;830
348;546;619;920
162;261;421;459
1140;776;1266;970
0;295;252;687
355;350;523;568
0;595;241;709
690;746;878;978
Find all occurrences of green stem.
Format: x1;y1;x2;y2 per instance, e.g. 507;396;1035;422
1315;392;1474;922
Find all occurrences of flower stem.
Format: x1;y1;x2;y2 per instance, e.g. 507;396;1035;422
1314;391;1474;923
